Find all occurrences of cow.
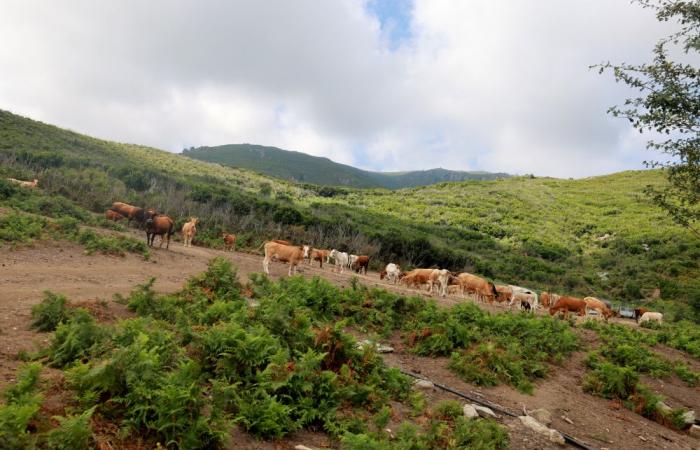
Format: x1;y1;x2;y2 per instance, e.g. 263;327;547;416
329;249;349;273
508;286;539;310
638;311;663;325
308;248;329;268
400;268;435;290
352;255;370;275
271;239;291;246
262;241;309;276
222;233;237;251
456;273;498;303
540;292;560;309
429;269;450;297
105;209;125;221
634;307;650;320
583;297;614;321
144;212;175;249
380;263;401;284
549;296;587;318
182;217;198;247
110;202;146;225
494;284;513;304
7;178;39;188
348;254;359;270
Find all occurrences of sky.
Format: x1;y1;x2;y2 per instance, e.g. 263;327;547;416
0;0;681;177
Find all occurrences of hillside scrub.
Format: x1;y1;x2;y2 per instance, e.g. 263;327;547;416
2;110;699;321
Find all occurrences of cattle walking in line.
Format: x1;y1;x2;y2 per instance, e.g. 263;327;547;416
583;297;614;321
7;178;39;188
400;268;435;290
549;296;587;318
308;248;329;268
329;249;349;273
263;241;308;276
110;202;146;225
182;217;198;247
638;311;663;325
456;272;498;303
222;233;237;251
105;209;125;221
352;255;370;275
380;263;401;284
508;286;539;310
145;211;175;249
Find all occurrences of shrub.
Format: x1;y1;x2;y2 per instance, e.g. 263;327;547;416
0;363;43;450
44;406;95;450
30;291;71;332
0;213;45;243
233;389;298;438
451;417;509;450
433;400;463;420
48;309;107;368
582;362;638;399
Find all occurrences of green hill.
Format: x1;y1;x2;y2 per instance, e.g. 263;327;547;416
1;109;698;320
183;144;510;188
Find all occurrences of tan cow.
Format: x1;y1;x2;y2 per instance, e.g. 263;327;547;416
428;269;450;297
400;268;435;290
308;248;329;268
583;297;614;320
7;178;39;188
105;209;125;221
182;217;198;247
222;233;237;251
263;241;309;276
494;284;513;304
456;273;498;303
549;296;587;318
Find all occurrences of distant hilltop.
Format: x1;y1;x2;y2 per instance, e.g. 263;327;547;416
182;144;510;189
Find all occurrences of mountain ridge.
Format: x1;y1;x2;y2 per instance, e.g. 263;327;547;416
183;143;510;189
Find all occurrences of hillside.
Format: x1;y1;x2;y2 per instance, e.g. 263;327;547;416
183;144;510;188
1;109;699;320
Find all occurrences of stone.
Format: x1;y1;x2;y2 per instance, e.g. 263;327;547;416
688;425;700;438
681;410;696;426
463;404;479;419
529;408;552;426
518;416;565;446
376;344;395;353
295;446;314;450
656;401;672;414
473;404;497;418
413;379;434;390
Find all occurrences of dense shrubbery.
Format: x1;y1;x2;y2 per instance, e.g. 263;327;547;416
30;291;71;332
0;363;43;450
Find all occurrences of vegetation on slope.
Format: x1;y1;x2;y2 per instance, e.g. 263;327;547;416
2;109;699;320
183;144;509;189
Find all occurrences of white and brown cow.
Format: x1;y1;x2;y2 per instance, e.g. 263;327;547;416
263;241;309;276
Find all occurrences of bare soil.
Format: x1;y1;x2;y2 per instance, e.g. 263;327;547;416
1;236;698;449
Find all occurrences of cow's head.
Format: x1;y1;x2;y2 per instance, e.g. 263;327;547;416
302;245;310;258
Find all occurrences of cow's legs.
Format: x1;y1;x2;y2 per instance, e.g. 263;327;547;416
263;257;270;275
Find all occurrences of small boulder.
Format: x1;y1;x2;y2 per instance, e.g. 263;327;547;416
463;404;479;419
682;410;696;427
656;401;672;414
295;446;314;450
473;404;497;418
519;416;565;445
377;344;395;353
688;424;700;438
529;408;552;426
414;379;434;390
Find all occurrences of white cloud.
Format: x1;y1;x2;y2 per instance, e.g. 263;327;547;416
0;0;679;177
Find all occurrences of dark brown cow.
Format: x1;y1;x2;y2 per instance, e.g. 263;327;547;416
222;233;237;251
105;209;125;221
352;255;370;274
549;296;587;318
145;211;175;249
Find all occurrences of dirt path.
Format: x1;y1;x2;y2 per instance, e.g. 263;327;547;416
1;238;698;449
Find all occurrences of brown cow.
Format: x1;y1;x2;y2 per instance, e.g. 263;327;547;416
271;239;292;246
634;307;650;320
308;248;329;268
222;233;237;251
7;178;39;188
400;268;435;290
352;255;370;275
456;273;498;303
145;212;175;249
584;297;614;321
263;241;309;276
495;284;513;304
105;209;125;221
182;217;198;247
549;296;587;318
110;202;146;225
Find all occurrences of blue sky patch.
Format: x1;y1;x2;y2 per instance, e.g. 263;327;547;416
366;0;414;50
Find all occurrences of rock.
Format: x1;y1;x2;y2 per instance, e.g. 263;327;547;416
529;408;552;426
688;424;700;438
682;410;696;427
295;446;314;450
376;344;394;353
657;401;673;414
519;416;565;445
473;404;497;418
463;404;479;419
413;379;434;390
356;340;394;353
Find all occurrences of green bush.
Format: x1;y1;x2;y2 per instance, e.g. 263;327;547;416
44;406;95;450
433;400;463;420
0;363;43;450
0;213;45;243
582;362;638;400
48;309;107;368
30;291;72;332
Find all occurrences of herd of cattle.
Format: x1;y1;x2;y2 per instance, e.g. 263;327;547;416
104;199;661;326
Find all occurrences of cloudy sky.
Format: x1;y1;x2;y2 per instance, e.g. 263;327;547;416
0;0;678;177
